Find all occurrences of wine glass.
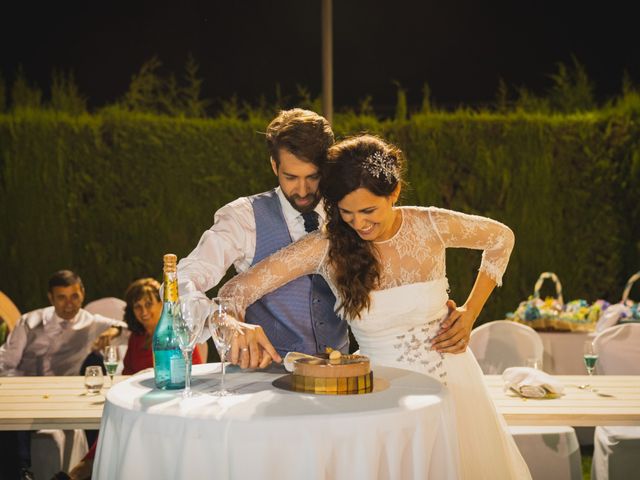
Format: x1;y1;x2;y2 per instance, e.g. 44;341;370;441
84;366;104;395
103;345;119;386
175;295;209;398
209;297;239;396
525;357;541;370
583;340;599;376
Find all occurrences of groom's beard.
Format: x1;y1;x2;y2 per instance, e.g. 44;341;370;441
285;191;320;214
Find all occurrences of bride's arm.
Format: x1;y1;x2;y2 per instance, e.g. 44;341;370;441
427;207;515;354
220;231;327;313
218;232;328;367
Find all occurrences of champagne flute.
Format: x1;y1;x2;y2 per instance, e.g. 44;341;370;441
209;297;239;396
583;340;599;376
175;295;209;398
103;345;119;386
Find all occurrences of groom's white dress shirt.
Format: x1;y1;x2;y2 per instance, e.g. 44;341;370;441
178;187;325;295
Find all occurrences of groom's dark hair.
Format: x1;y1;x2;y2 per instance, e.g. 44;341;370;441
265;108;334;168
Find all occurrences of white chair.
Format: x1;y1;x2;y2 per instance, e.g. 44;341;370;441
0;290;21;331
84;297;126;321
85;297;130;367
31;429;88;479
591;323;640;480
470;320;544;373
470;320;582;480
594;323;640;375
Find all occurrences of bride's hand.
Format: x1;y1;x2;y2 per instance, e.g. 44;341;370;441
432;300;477;354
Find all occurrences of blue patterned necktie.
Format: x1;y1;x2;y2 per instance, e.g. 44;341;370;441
302;211;319;233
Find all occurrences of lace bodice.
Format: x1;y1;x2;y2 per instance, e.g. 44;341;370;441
219;206;514;318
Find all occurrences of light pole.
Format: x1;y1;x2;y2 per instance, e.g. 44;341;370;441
321;0;333;124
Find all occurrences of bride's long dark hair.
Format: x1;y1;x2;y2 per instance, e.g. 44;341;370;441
321;134;404;319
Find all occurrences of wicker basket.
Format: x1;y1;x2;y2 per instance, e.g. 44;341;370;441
507;272;598;332
595;271;640;332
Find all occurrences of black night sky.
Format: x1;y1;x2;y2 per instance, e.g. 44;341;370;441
1;0;638;112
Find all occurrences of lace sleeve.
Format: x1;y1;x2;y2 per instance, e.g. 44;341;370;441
218;231;329;317
428;207;515;286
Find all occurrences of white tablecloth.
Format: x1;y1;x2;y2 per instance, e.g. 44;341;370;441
93;363;459;480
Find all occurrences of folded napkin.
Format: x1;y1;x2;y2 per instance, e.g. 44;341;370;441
283;352;321;372
502;367;565;398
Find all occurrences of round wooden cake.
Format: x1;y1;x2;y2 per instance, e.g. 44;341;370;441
292;354;373;394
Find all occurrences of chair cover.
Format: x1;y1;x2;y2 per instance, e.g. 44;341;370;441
470;321;581;480
593;323;640;375
510;426;582;480
84;297;126;321
0;290;21;331
31;429;88;479
84;297;129;371
470;320;544;373
591;323;640;479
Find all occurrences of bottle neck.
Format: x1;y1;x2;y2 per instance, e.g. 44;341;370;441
163;271;179;303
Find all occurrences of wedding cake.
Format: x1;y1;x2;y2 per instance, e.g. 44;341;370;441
291;352;373;395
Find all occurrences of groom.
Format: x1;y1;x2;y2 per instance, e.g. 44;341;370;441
178;109;348;368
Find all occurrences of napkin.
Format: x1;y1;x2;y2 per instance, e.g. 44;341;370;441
502;367;565;398
283;352;320;372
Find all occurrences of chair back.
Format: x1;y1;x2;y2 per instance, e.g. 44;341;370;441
593;323;640;374
0;290;21;331
84;297;126;321
470;320;544;374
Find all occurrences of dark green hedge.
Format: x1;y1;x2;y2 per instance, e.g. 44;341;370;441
1;108;638;325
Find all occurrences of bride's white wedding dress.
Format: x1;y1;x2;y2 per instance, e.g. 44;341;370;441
221;206;531;479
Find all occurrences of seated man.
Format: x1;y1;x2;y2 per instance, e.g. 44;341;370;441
0;270;127;479
0;270;126;376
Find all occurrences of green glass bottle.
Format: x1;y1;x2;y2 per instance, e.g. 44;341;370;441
152;253;186;389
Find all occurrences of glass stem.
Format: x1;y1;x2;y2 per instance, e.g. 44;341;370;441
220;352;226;392
184;350;192;393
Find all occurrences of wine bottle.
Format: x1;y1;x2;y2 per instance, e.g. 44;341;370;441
152;253;187;389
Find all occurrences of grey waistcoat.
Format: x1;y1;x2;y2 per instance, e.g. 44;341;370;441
245;190;348;356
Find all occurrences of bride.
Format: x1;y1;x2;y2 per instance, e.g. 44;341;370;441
219;134;531;479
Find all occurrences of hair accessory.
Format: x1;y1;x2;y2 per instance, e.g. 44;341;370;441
363;151;399;182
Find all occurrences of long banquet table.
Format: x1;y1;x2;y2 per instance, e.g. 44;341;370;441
92;363;459;480
2;370;639;433
485;374;640;426
0;375;116;431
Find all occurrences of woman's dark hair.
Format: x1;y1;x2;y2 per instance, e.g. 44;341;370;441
321;134;404;319
123;278;161;334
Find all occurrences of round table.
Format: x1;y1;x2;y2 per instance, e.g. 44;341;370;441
93;363;459;480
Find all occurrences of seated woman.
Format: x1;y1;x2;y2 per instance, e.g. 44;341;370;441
121;278;204;374
57;278;204;480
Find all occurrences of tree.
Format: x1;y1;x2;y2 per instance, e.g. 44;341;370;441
50;69;87;114
547;56;596;113
11;66;42;110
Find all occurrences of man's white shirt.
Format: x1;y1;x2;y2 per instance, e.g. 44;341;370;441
178;187;325;296
0;306;126;376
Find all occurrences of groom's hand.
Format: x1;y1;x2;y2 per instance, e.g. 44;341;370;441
230;323;282;369
432;299;476;354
